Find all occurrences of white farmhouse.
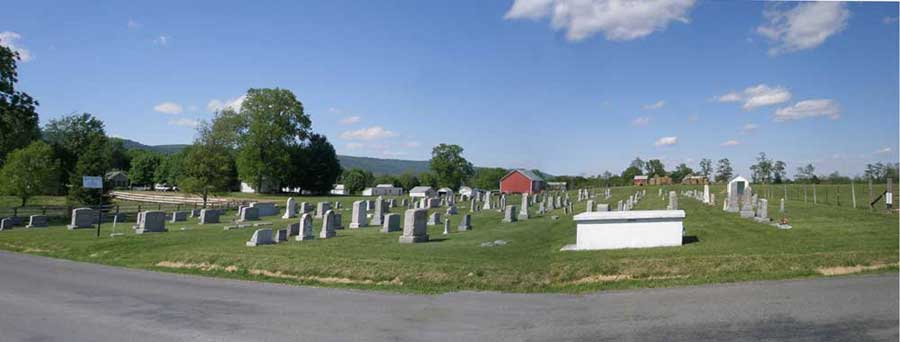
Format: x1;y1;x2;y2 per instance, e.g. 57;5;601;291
362;184;404;196
409;186;435;198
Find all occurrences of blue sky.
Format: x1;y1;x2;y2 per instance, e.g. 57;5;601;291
2;0;898;177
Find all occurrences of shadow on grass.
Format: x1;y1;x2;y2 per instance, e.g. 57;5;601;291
683;235;700;245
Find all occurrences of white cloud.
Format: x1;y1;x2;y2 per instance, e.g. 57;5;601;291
504;0;696;41
127;19;141;29
757;2;849;55
631;116;650;126
774;99;841;122
154;35;169;46
340;126;397;141
642;100;665;110
717;84;792;110
207;95;246;112
721;140;740;147
741;123;759;134
654;136;678;147
875;147;892;154
0;31;32;62
153;102;183;115
168;118;200;128
346;142;364;150
339;116;361;125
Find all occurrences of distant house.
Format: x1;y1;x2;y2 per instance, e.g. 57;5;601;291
105;171;129;189
330;184;349;196
459;186;480;198
362;184;403;196
240;180;276;193
633;175;648;186
409;186;435;198
500;169;545;194
545;181;567;191
649;176;672;185
681;175;709;185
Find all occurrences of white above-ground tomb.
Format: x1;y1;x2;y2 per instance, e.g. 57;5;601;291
562;210;686;251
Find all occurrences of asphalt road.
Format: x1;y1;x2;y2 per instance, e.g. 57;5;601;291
0;251;896;342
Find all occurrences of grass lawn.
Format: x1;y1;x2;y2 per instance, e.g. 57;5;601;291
0;185;896;294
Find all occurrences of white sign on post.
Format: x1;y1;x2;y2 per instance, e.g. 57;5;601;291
83;176;103;189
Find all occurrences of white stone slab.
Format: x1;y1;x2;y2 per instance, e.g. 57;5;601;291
563;210;685;251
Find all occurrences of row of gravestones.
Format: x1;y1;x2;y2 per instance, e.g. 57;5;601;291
247;208;475;246
713;184;791;229
0;215;49;231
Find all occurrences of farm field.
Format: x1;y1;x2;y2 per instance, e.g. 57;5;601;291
0;185;896;294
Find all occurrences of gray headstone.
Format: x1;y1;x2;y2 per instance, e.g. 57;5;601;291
199;209;221;224
296;213;315;241
382;213;401;233
457;213;472;231
68;208;98;229
239;206;259;222
585;200;594;213
427;212;442;226
287;222;300;236
332;213;344;230
349;200;368;229
399;209;428;243
755;198;769;222
26;215;48;228
282;197;297;219
443;219;450;235
249;202;278;217
170;211;188;222
136;211;167;234
371;197;385;226
315;202;332;218
0;218;14;230
320;210;336;239
503;205;518;223
246;229;274;246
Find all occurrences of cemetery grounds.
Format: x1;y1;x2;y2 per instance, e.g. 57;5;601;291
0;185;896;294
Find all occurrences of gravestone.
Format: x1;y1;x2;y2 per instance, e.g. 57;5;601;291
299;202;312;214
349;201;368;229
503;205;518;223
667;191;678;210
710;193;716;206
726;182;741;212
585;200;594;213
754;198;769;222
249;202;278;217
446;205;458;215
190;209;201;217
482;191;492;210
320;210;337;238
518;194;530;220
597;203;609;212
274;228;288;243
296;213;315;241
427;212;442;226
371;197;385;226
246;229;274;246
382;213;401;233
199;209;220;224
68;208;98;229
399;208;429;243
499;194;507;210
287;222;300;236
457;213;472;231
333;213;344;230
26;215;48;228
703;184;710;204
239;206;259;222
779;198;785;213
617;200;623;211
170;211;188;223
282;197;297;219
443;219;450;235
739;191;755;218
315;202;331;218
136;211;167;234
0;218;14;230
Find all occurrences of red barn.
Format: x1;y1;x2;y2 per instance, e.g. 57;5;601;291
499;169;545;194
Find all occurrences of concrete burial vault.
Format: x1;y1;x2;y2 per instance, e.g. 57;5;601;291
562;210;686;251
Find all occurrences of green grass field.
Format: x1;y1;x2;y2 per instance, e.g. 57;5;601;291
0;185;896;294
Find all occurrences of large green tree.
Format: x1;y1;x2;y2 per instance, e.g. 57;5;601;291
341;168;372;194
645;159;666;178
0;45;40;166
670;163;694;183
715;158;733;183
295;134;341;194
0;141;59;206
471;167;507;190
397;172;420;191
428;144;474;190
233;88;311;193
179;143;236;207
67;139;111;204
43;113;108;191
129;151;162;186
699;158;712;180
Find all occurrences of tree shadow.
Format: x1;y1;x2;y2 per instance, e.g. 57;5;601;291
682;235;700;245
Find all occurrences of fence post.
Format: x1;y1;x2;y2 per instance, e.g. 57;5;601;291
813;184;817;205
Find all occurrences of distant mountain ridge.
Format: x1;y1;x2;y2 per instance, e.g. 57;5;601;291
116;138;551;177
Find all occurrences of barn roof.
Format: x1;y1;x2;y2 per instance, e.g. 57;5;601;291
634;175;649;180
409;186;433;193
501;169;544;182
